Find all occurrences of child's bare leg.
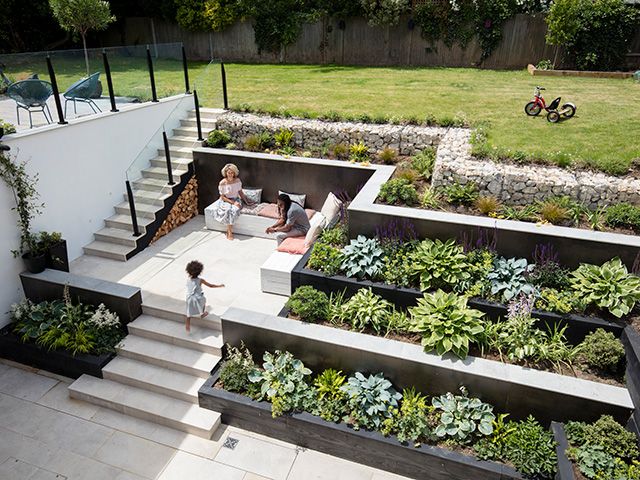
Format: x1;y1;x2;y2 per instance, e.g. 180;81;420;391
185;316;191;332
201;302;209;318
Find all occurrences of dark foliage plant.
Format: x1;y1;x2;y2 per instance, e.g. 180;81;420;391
286;286;329;323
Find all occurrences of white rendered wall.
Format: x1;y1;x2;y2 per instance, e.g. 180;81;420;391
0;94;194;327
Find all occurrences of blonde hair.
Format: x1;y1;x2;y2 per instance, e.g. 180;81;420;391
221;163;239;178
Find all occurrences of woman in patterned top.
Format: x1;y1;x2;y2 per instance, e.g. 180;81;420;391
210;163;253;240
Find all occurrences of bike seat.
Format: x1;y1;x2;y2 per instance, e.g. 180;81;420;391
548;97;561;110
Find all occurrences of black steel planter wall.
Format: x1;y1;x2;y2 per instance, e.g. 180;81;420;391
622;326;640;437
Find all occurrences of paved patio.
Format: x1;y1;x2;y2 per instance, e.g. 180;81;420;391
0;359;410;480
70;215;287;319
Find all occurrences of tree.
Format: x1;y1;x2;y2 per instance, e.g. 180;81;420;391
49;0;115;76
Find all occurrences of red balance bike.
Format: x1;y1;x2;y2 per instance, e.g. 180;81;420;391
524;86;576;123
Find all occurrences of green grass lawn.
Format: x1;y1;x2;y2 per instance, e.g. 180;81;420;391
3;56;639;174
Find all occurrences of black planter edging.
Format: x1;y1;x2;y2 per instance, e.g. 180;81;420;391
291;250;624;345
20;269;142;324
0;325;114;379
622;326;640;438
551;423;575;480
199;363;525;480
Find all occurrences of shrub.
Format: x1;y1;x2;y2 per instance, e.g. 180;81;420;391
409;289;485;359
538;200;568;225
274;128;294;148
605;203;640;231
432;386;495;443
487;257;536;303
318;223;348;247
535;288;581;314
475;195;501;216
307;243;343;276
313;369;348;422
378;179;419;206
442;181;479;205
396;168;420;184
381;242;418;289
411;148;436;178
570;257;640;317
378;147;397;164
410;238;470;291
579;328;625;372
220;343;257;394
339;288;392;334
360;0;410;26
341;372;402;430
244;134;262;152
341;235;385;279
381;387;432;446
286;286;329;323
567;415;640;462
206;129;231;148
501;416;558;478
349;141;369;162
332;142;349;159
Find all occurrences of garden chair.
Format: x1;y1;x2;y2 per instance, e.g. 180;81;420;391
63;72;102;116
6;79;54;128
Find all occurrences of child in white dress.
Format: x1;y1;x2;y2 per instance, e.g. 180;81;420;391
185;260;224;332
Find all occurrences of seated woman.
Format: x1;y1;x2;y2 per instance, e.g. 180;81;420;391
210;163;253;240
266;193;311;245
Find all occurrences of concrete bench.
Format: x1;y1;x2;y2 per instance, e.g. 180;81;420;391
260;251;303;296
204;205;277;239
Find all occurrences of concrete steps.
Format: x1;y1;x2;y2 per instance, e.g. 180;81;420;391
69;375;220;437
142;303;222;330
149;157;192;170
94;227;139;248
104;214;153;233
82;241;133;261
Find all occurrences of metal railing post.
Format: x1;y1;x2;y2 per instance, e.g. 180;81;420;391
194;89;203;141
126;180;142;237
163;131;174;185
182;44;190;94
220;62;228;110
146;46;158;102
102;51;118;112
46;56;67;125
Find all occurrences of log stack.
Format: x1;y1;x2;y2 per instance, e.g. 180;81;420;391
151;177;199;243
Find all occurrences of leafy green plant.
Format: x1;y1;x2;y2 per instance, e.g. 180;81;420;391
206;129;232;148
274;128;294;148
349;141;369;162
409;290;485;359
307;243;343;276
487;257;536;302
340;235;385;279
585;206;606;231
248;350;315;417
538;200;568;225
502;204;538;222
339;288;392;334
327;290;348;326
474;414;516;460
570;257;640;317
442;181;479;206
431;386;494;443
244;134;262;152
220;343;257;394
396;168;420;184
411;148;436;179
420;188;442;209
341;372;402;430
578;328;625;373
286;286;329;323
318;223;348;248
605;203;640;232
535;288;581;314
332;142;349;160
378;147;397;164
581;415;639;461
381;387;433;446
313;369;348;422
536;59;554;70
378;178;419;206
501;416;558;478
360;0;410;26
410;238;470;291
571;444;617;479
381;242;418;289
475;195;501;216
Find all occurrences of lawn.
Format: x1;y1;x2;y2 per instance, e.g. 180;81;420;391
2;54;638;175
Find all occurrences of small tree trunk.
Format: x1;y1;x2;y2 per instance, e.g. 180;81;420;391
81;33;90;77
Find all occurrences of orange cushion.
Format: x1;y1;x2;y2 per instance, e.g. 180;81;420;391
277;237;309;255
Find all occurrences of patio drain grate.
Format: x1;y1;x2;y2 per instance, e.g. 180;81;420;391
223;437;239;450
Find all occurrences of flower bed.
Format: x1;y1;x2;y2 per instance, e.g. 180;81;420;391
200;346;562;480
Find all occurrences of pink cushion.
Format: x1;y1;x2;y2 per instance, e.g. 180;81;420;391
277;237;309;254
305;209;316;220
258;203;280;219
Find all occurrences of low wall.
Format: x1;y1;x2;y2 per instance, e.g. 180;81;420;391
215;113;446;156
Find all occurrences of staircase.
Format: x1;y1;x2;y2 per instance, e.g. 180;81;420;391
69;305;224;438
83;108;225;261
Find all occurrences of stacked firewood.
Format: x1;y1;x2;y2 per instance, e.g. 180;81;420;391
150;177;199;243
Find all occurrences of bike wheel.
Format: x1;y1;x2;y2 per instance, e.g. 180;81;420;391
562;103;576;118
547;111;560;123
524;102;541;116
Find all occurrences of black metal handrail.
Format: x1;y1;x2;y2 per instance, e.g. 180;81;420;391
163;130;174;185
194;89;203;141
102;51;118;113
146;46;158;102
221;62;228;110
182;45;190;94
46;56;67;125
125;180;142;237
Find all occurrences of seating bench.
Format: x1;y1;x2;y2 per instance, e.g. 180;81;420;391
260;251;304;296
204;208;277;239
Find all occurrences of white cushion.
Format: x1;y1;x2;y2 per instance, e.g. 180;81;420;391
320;192;343;228
243;187;262;204
304;213;327;247
279;190;306;208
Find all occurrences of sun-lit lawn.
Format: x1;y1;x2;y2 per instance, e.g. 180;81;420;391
3;55;638;174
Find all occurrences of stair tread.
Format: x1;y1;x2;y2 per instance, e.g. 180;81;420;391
96;227;142;240
115;200;162;214
106;214;154;227
69;375;220;431
188;107;225;115
130;189;172;201
103;357;205;398
83;241;133;255
169;135;199;142
129;315;222;349
143;166;188;176
118;336;219;374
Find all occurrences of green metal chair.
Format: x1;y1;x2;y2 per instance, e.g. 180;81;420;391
63;72;102;116
6;79;54;128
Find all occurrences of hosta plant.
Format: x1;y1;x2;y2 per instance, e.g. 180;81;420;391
570;257;640;318
339;288;392;335
487;257;536;302
313;369;348;422
381;387;433;446
340;235;385;279
341;372;402;430
248;351;315;417
409;290;485;359
431;386;495;443
410;239;470;291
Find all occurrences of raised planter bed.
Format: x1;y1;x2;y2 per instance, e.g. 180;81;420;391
527;64;634;79
0;324;114;379
219;308;633;425
291;249;625;345
622;325;640;437
200;362;527;480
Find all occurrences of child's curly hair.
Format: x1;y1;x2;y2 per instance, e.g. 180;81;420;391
186;260;204;278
